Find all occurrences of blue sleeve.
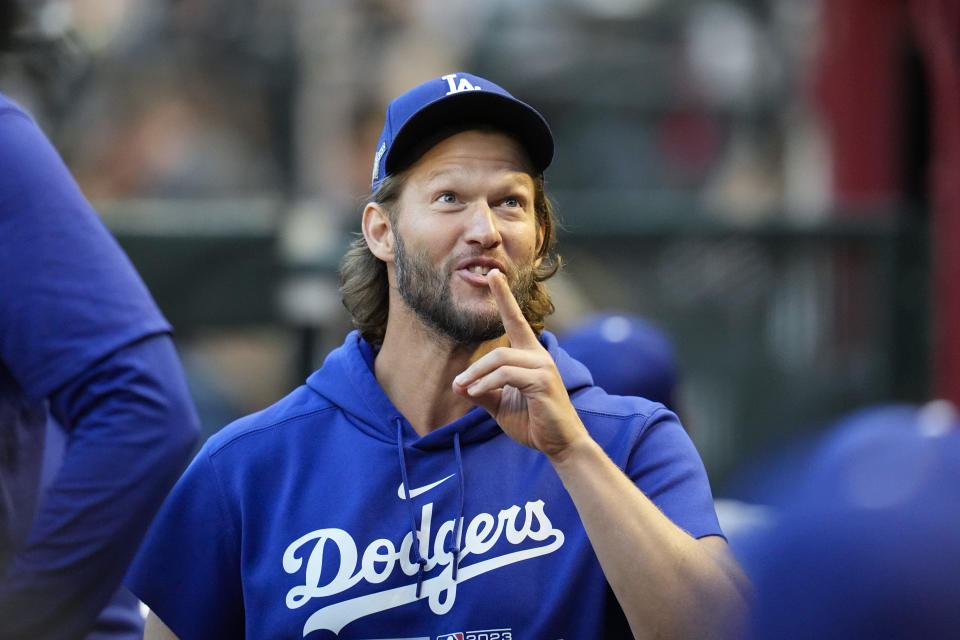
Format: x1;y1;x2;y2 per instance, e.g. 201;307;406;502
630;408;724;540
0;99;171;400
0;335;200;639
0;97;200;638
125;442;245;640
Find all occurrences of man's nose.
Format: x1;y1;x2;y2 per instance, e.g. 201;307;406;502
463;202;502;248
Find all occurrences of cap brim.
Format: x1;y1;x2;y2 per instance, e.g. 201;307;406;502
383;91;554;177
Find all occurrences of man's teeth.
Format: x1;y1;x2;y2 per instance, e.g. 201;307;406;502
467;265;491;275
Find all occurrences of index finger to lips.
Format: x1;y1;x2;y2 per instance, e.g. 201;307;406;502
488;269;537;348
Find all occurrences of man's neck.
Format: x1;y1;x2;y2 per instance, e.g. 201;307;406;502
374;316;508;437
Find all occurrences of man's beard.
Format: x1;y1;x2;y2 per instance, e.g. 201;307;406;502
393;231;537;345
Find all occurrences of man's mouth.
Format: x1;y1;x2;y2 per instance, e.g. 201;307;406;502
467;265;492;276
457;257;506;279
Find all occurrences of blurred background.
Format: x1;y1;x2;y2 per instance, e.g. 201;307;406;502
2;0;957;494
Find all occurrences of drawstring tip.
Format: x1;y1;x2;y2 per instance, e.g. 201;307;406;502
452;550;460;581
415;566;424;598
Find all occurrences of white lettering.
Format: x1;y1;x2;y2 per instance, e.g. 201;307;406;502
283;498;565;636
359;538;395;584
515;499;555;542
432;517;460;568
283;529;363;609
442;73;482;95
398;529;418;576
419;502;433;567
464;512;497;555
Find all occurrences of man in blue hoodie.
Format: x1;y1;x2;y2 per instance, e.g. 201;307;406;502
129;72;749;639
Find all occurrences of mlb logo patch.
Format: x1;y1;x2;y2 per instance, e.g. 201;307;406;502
436;634;464;640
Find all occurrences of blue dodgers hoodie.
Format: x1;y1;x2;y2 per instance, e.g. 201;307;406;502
127;330;722;639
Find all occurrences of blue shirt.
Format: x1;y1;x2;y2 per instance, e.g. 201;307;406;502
128;330;722;639
0;92;200;639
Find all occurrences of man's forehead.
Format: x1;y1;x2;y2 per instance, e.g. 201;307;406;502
418;164;536;188
407;130;536;180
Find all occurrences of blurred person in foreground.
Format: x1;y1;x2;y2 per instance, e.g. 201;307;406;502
557;313;772;543
559;312;679;410
737;401;960;639
0;3;200;638
129;72;749;639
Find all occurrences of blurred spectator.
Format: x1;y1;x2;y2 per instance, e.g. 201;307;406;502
737;401;960;639
559;312;679;410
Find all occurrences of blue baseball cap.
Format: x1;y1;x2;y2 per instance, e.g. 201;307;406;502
371;72;554;194
559;313;678;409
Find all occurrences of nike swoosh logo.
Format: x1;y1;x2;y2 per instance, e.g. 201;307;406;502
397;474;454;500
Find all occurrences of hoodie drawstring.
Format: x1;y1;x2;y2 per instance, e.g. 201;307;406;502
395;418;466;598
396;418;428;598
445;432;465;581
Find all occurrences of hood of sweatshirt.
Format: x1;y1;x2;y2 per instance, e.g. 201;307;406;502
304;329;595;597
305;329;594;451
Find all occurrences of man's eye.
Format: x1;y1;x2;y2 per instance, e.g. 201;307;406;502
437;193;457;204
502;197;521;208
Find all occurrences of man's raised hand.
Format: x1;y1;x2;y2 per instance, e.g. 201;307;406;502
452;269;586;459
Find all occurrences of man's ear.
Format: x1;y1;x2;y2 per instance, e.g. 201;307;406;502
363;202;394;262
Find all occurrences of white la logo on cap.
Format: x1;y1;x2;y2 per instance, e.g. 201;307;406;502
442;73;483;95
